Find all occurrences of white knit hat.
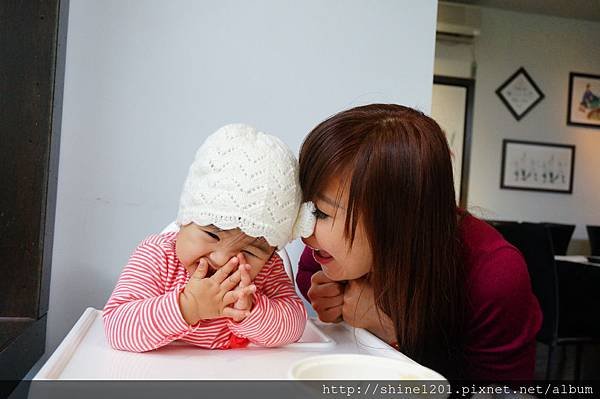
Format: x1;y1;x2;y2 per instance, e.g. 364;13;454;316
176;124;315;249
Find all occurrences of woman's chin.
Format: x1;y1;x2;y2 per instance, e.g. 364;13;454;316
322;266;343;281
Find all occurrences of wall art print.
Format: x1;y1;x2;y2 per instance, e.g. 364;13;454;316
500;140;575;194
567;72;600;128
496;67;544;121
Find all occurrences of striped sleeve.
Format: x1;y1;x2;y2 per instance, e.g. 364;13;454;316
227;255;307;347
102;240;197;352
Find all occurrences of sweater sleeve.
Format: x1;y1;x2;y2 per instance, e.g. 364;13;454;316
102;241;198;352
296;246;322;301
228;254;307;347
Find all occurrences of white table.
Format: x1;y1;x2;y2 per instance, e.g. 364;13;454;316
34;308;431;380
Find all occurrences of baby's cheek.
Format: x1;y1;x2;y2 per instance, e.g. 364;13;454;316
249;262;265;280
179;253;197;268
175;240;199;266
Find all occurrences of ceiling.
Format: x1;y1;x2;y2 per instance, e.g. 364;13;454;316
444;0;600;22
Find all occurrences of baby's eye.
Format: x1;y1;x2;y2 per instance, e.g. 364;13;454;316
242;250;257;258
312;206;329;220
203;230;220;241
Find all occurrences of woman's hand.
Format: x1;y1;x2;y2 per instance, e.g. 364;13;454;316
343;277;396;344
179;256;256;325
307;271;344;323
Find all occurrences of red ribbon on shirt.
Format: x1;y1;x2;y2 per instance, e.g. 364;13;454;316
228;334;250;349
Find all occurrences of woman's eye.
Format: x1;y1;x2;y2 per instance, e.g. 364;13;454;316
312;207;329;220
203;230;219;240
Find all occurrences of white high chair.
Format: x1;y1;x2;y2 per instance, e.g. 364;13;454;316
160;222;295;282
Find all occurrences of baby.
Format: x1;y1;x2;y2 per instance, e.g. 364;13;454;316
103;124;315;352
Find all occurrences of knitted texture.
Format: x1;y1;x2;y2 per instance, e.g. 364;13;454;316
177;124;315;249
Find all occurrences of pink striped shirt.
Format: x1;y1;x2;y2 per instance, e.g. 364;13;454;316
103;232;307;352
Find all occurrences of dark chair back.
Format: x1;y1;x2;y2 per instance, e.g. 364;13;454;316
542;222;575;256
485;219;517;227
492;222;558;344
586;225;600;256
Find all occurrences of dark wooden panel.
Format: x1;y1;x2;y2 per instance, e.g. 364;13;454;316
0;316;45;383
0;318;34;350
0;0;67;388
0;1;61;317
39;0;68;318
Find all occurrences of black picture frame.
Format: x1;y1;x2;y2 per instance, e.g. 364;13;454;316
496;67;545;121
500;139;575;194
567;72;600;129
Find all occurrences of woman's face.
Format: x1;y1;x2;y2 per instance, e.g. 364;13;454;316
302;178;373;281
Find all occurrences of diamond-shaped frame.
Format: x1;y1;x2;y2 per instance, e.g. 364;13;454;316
496;67;545;121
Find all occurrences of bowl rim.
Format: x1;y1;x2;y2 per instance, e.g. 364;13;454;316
287;353;447;381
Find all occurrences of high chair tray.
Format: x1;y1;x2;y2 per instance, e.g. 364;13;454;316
34;307;423;380
35;308;335;379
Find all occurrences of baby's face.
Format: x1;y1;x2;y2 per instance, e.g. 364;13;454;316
175;224;275;280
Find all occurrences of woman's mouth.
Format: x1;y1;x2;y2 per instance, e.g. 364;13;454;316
313;248;334;265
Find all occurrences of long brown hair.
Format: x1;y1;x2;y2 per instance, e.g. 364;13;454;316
299;104;467;379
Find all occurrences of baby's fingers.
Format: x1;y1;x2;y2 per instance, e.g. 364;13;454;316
237;252;247;267
222;307;250;322
223;285;256;307
221;270;242;291
191;259;208;281
212;256;239;284
239;264;251;288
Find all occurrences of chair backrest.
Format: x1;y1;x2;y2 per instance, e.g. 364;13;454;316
586;225;600;256
159;222;294;281
485;219;518;228
491;222;559;344
542;222;575;256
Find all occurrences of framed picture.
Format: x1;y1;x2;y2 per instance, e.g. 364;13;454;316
496;67;544;121
432;76;475;208
500;140;575;194
567;72;600;128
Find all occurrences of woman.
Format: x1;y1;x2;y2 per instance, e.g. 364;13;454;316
296;104;542;381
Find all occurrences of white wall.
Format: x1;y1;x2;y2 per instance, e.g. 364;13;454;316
44;0;438;361
434;40;472;78
435;7;600;243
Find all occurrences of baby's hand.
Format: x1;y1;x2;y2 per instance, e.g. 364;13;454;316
179;256;256;325
230;254;255;323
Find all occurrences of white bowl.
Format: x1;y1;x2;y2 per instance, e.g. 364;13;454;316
288;354;446;380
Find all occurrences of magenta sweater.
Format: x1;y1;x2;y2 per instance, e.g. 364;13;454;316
296;214;542;380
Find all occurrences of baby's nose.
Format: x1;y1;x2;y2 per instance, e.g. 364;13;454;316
208;249;237;268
